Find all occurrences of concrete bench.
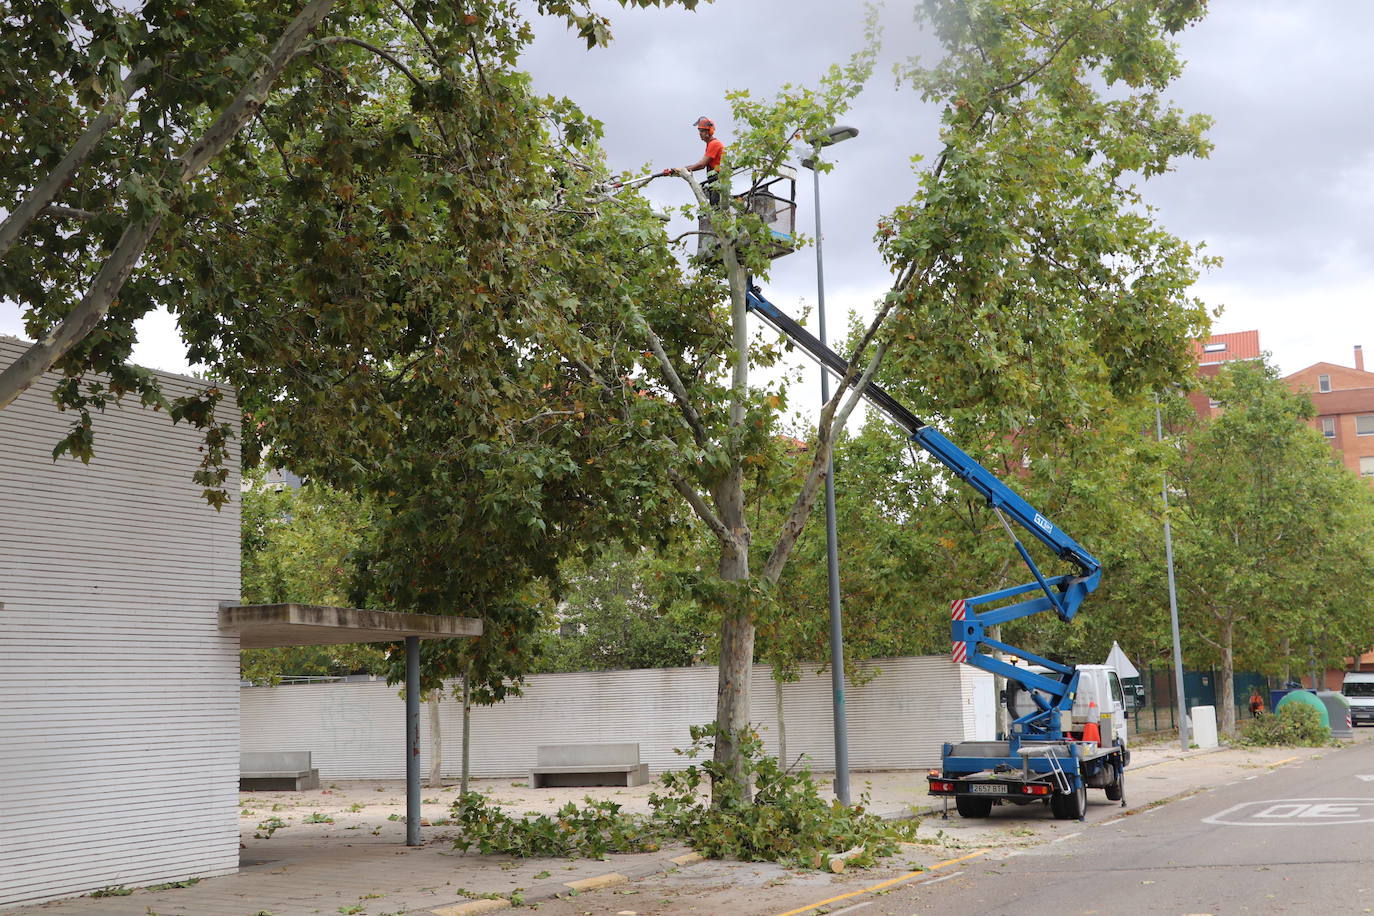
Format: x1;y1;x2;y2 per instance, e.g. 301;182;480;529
240;751;320;791
529;742;649;788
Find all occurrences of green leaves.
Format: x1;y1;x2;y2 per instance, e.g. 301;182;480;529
451;792;659;858
1165;361;1374;683
648;724;920;868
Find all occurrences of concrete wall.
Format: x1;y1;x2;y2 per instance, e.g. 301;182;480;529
0;338;241;907
241;656;995;779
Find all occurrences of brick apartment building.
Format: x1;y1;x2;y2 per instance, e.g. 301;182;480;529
1189;332;1374;487
1187;329;1262;419
1283;344;1374;485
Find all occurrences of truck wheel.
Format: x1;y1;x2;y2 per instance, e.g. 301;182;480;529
955;795;993;818
1105;765;1125;802
1050;782;1086;820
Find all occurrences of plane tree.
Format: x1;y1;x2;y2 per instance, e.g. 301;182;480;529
1164;362;1374;734
0;0;714;696
638;0;1215;792
0;0;701;502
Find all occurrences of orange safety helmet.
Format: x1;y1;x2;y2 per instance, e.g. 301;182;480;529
694;116;715;136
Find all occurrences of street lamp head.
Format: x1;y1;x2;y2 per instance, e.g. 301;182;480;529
801;124;859;170
815;125;859;146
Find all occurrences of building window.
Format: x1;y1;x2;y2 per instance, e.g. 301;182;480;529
1362;457;1374;478
1359;415;1374;436
1319;374;1331;393
1322;417;1336;438
1203;342;1227;353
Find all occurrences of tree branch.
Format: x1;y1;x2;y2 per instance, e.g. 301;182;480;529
302;35;425;90
668;467;736;548
0;0;340;412
0;59;152;259
638;318;708;448
41;204;101;221
761;339;890;583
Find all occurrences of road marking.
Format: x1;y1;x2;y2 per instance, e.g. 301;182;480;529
1204;797;1374;826
1052;831;1081;843
772;850;988;916
1269;756;1300;767
1356;775;1374;782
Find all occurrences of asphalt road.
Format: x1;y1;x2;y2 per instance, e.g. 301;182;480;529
848;737;1374;915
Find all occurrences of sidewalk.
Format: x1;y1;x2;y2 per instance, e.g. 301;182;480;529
9;730;1369;916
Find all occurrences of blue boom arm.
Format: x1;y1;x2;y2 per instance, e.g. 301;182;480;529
744;284;1102;736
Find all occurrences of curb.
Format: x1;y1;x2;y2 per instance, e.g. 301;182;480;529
419;851;705;916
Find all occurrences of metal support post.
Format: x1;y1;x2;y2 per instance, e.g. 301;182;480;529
405;635;421;846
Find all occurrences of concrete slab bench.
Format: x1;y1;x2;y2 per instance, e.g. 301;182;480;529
240;751;320;791
529;742;650;788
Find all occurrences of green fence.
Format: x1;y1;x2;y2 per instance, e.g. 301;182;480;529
1131;667;1268;734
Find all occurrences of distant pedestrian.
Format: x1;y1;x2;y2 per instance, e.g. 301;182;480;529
1249;688;1266;718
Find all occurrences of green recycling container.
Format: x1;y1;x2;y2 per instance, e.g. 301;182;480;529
1275;689;1330;727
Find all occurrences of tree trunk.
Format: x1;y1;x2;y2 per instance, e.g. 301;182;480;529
709;201;755;805
1219;620;1236;737
712;536;753;804
426;694;442;786
774;674;788;768
990;624;1009;739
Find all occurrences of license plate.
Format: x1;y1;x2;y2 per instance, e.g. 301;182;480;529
970;783;1007;795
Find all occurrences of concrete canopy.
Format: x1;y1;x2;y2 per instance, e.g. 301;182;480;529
220;603;482;648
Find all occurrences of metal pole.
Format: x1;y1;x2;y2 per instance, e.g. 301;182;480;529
1155;399;1190;752
405;636;421;846
461;662;472;796
813;143;850;806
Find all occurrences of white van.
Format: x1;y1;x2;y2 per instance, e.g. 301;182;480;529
1341;672;1374;726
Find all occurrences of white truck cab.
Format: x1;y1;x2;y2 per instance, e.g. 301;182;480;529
1342;672;1374;726
1075;664;1131;749
1006;663;1131;750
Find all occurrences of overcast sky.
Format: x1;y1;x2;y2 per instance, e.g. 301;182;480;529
4;1;1370;383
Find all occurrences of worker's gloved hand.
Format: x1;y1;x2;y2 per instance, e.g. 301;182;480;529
660;168;675;176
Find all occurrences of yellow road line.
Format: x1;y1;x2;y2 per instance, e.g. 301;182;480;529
772;849;989;916
1269;756;1300;767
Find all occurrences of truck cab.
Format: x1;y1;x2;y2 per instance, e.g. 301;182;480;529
1342;671;1374;726
1005;663;1131;752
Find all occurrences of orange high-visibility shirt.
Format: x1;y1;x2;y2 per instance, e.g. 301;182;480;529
704;137;724;172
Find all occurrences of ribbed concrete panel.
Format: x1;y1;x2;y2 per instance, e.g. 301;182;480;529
0;337;242;907
241;656;995;779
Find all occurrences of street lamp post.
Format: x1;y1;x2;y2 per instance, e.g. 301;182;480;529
802;124;858;806
1155;396;1190;752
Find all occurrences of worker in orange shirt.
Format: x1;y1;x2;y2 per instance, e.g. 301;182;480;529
663;117;725;200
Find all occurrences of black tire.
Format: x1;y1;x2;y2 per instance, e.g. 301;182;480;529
1050;781;1087;820
1105;764;1125;802
955;795;994;818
